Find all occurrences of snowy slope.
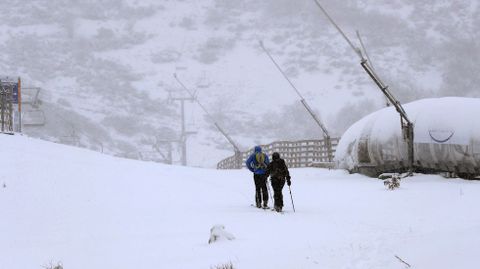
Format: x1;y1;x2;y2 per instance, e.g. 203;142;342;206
9;0;477;167
2;135;480;269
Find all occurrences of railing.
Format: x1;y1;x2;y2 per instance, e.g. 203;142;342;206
217;138;339;169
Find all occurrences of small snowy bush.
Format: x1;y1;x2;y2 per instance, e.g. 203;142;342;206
384;176;401;190
211;261;234;269
42;261;63;269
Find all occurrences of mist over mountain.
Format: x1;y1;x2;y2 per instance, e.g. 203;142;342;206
1;0;478;167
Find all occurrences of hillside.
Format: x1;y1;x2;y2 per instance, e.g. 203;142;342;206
1;0;479;166
2;134;480;268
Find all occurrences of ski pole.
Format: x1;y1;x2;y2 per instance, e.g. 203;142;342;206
266;177;273;207
288;185;296;212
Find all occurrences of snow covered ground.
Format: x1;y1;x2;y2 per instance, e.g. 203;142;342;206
2;134;480;269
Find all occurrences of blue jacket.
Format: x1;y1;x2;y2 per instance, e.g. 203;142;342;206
246;146;270;175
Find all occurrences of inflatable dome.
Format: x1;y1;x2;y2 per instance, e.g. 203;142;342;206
335;97;480;177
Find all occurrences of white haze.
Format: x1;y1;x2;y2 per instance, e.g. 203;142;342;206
1;0;479;167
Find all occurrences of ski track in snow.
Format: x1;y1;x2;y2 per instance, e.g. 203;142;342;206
1;135;480;269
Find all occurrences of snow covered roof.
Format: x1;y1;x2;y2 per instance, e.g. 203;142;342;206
335;97;480;176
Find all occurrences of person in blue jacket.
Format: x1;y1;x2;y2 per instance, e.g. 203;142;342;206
246;146;270;208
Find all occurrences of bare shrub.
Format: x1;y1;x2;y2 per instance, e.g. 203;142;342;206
211;261;234;269
42;261;63;269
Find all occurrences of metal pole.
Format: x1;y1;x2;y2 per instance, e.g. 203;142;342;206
168;142;173;165
168;90;195;166
180;99;187;166
7;85;13;133
174;73;243;162
288;185;296;213
259;40;305;98
259;41;333;162
1;85;5;132
311;0;363;60
18;77;22;132
266;178;273;208
311;0;414;173
356;30;389;108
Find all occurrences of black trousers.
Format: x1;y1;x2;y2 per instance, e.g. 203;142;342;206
253;174;268;205
271;177;286;208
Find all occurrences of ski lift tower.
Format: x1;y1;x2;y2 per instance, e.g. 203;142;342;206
167;88;196;166
0;77;21;134
174;73;244;169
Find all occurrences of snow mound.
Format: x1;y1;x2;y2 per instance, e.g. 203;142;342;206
208;225;235;244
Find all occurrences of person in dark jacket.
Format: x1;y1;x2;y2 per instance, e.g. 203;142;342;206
246;146;270;208
266;152;291;212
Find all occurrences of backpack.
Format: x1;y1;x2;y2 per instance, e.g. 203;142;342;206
271;159;287;178
255;152;267;169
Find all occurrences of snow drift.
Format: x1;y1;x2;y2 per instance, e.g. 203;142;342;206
2;134;480;268
335;97;480;177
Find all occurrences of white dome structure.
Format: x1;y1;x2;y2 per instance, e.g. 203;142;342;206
335;97;480;177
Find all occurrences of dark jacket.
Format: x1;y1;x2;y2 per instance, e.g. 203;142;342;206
266;158;290;179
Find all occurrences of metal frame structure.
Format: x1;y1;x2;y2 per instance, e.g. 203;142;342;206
166;86;196;166
259;41;334;162
312;0;414;172
355;30;390;108
0;82;14;133
174;73;243;168
0;77;21;134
